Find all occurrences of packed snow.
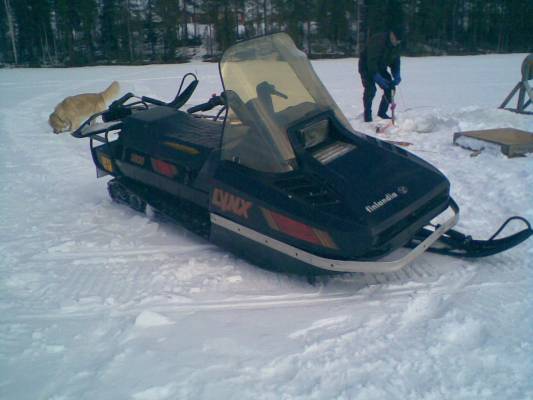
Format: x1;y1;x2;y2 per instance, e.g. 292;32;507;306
1;53;532;400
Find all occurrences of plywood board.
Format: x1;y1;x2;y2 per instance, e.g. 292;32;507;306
453;128;533;157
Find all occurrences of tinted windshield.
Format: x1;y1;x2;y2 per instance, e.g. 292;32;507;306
219;33;353;173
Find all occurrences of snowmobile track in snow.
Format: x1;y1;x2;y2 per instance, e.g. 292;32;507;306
1;265;486;323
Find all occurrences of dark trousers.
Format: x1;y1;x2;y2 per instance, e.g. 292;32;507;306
358;58;392;119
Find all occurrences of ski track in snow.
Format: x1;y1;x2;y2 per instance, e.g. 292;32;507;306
1;55;532;400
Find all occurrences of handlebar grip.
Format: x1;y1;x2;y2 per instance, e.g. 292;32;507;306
187;103;212;113
141;96;166;106
102;107;132;122
187;95;224;114
109;92;134;109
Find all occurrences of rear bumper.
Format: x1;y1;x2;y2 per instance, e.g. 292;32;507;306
210;200;459;274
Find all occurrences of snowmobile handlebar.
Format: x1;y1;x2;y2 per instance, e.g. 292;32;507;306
141;96;167;106
109;92;135;109
187;94;225;114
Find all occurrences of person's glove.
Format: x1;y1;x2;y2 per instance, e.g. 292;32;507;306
392;72;402;86
373;73;392;90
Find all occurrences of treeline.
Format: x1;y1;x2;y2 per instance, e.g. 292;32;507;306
0;0;531;66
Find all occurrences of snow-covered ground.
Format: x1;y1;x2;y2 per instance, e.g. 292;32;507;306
1;54;532;400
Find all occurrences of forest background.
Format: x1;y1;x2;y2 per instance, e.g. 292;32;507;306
1;0;531;67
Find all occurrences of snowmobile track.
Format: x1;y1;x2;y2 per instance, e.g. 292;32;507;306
1;267;485;323
32;244;217;261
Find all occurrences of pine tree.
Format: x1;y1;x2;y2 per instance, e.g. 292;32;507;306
271;0;312;51
2;0;531;66
217;0;237;51
1;0;18;63
54;0;90;65
503;0;532;52
316;0;353;53
201;0;220;56
144;0;158;60
118;0;135;61
181;0;188;43
101;0;120;61
78;0;98;63
156;0;180;61
12;0;53;64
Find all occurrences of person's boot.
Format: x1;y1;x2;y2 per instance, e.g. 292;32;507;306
363;98;373;122
377;96;390;119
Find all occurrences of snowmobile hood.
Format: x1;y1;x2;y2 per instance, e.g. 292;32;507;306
325;138;450;233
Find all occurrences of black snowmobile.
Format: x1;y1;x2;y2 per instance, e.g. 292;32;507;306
71;33;531;275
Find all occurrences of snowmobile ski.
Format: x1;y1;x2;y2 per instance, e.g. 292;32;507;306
412;216;532;258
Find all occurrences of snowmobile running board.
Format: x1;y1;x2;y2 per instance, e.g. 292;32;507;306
211;201;460;274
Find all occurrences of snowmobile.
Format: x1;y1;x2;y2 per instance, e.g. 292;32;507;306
71;33;532;275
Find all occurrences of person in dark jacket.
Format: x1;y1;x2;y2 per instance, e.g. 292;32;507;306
358;29;403;122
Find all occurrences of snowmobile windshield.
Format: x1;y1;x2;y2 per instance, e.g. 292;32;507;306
219;32;354;173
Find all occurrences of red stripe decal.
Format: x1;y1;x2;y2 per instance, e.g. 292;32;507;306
269;211;321;245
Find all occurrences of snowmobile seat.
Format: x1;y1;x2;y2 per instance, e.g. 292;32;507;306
121;106;223;172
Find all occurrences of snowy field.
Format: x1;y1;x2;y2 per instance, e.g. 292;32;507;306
1;54;532;400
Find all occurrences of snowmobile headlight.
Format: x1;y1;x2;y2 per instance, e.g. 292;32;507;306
299;119;329;149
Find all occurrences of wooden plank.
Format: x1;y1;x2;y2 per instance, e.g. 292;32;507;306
453;128;533;157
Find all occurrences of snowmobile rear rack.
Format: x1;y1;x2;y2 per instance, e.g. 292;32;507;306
72;73;200;139
72;116;122;139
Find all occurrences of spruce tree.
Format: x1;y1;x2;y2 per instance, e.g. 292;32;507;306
144;0;158;61
155;0;180;61
201;0;220;56
78;0;98;63
215;0;237;51
12;0;53;64
118;0;134;61
101;0;120;61
0;0;7;63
